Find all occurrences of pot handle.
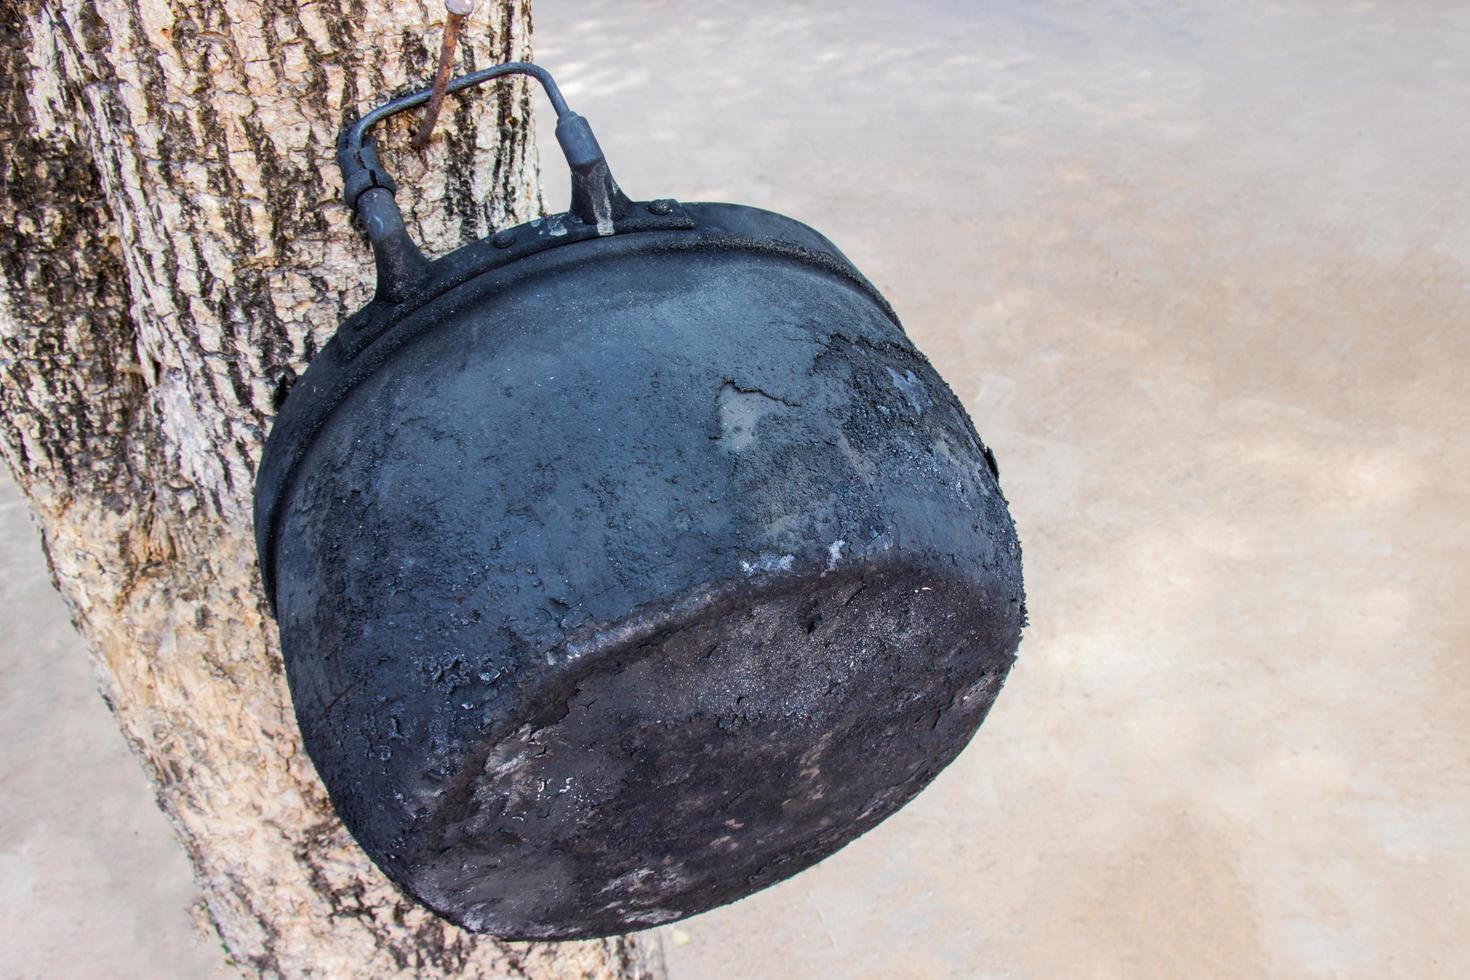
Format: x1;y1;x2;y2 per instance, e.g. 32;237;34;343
337;62;632;302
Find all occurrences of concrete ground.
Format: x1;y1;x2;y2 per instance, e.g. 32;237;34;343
3;0;1467;976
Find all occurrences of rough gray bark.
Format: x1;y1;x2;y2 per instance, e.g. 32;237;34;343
0;1;661;975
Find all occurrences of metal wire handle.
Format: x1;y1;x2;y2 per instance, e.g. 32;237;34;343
337;62;631;302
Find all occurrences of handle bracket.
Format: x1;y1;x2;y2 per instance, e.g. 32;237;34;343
338;62;633;302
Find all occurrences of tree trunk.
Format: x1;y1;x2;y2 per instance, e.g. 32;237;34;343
0;1;661;976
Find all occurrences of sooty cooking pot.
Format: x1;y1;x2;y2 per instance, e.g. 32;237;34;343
254;63;1025;940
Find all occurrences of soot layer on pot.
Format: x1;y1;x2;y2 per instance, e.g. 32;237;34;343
266;206;1025;938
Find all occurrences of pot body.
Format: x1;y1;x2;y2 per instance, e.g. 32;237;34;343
258;203;1024;938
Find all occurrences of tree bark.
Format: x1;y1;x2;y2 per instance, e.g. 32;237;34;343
0;1;661;976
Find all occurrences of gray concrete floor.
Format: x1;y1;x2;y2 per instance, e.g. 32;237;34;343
4;0;1468;976
0;481;226;977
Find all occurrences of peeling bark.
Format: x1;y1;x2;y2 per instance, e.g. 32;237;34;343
0;1;660;975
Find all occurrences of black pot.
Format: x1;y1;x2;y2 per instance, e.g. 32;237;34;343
254;63;1025;940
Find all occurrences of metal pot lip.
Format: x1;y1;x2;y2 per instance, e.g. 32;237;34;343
252;201;898;614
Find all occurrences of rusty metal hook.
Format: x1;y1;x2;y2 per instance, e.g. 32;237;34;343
413;0;477;149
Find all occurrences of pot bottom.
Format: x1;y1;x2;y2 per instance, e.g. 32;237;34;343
392;558;1019;939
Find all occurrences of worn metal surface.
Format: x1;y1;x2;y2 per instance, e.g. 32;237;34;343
261;207;1025;937
256;65;1024;939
